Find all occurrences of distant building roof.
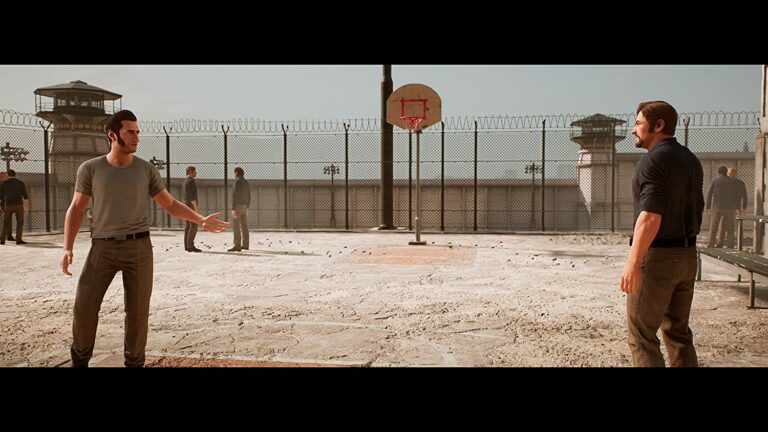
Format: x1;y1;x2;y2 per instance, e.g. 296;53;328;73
34;80;122;100
570;113;626;127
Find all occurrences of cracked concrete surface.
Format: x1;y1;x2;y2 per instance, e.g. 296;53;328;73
1;230;766;367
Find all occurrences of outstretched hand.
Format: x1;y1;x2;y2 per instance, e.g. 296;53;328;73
200;212;230;232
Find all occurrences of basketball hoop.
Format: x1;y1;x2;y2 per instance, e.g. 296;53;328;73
402;116;424;132
399;97;428;132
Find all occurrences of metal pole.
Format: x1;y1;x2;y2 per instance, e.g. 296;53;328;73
163;126;171;228
380;65;395;229
41;122;51;232
283;124;288;229
330;166;336;228
531;164;536;229
611;122;616;232
223;126;229;222
474;120;478;232
762;64;766;118
541;119;546;232
409;130;426;245
344;123;349;230
408;130;412;231
440;121;445;232
683;118;690;147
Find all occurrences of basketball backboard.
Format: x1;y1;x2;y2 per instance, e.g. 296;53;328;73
386;83;442;131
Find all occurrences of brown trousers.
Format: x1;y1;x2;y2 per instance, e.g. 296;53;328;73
184;203;198;250
71;236;154;367
707;208;735;248
232;204;249;248
627;246;698;367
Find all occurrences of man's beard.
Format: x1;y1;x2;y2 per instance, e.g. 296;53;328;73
116;135;136;153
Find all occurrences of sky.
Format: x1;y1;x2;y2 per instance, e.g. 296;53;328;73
0;65;763;122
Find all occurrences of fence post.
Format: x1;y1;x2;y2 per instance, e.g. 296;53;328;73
163;126;171;228
611;122;615;232
222;125;229;222
541;119;546;232
408;131;412;231
683;117;690;147
474;120;478;232
344;123;350;230
40;121;51;232
440;121;445;232
283;124;288;229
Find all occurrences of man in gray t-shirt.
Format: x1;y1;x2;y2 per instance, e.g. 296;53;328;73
60;109;229;368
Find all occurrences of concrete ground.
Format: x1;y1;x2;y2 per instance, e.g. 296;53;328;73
1;229;766;367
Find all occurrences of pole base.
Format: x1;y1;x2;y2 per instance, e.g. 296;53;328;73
408;241;427;246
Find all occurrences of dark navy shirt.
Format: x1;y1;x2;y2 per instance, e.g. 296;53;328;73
632;137;704;240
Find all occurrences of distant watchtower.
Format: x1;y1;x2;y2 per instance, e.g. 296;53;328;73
570;114;626;229
34;80;122;184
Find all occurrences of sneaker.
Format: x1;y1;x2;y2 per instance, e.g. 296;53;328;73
227;246;241;252
190;247;202;252
16;240;27;245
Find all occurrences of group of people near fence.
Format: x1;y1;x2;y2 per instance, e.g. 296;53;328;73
38;102;747;368
182;165;250;253
705;165;749;248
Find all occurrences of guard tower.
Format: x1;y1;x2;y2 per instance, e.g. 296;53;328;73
34;80;122;184
570;114;626;229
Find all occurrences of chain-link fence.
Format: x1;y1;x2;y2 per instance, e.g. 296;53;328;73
1;109;761;233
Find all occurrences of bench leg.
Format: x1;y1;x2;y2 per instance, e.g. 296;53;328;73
749;272;755;309
738;274;742;282
696;251;702;281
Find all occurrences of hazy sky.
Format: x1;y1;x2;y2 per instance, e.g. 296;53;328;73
0;65;762;121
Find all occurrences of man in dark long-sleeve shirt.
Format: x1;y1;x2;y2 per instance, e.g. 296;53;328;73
182;166;201;252
705;165;740;248
0;169;29;245
228;167;251;252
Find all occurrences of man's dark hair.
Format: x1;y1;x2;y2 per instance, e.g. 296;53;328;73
104;110;137;140
717;165;728;176
234;167;244;177
636;101;677;136
186;166;196;175
7;169;16;177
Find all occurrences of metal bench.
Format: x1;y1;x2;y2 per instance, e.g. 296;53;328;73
697;215;768;308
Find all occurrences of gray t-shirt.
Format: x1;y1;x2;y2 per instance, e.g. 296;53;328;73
75;155;164;238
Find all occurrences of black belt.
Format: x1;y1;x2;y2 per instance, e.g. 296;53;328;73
630;236;696;248
96;231;150;241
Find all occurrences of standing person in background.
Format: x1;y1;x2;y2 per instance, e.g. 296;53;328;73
182;166;201;252
0;171;17;241
228;167;250;252
0;169;29;245
620;101;703;367
706;165;739;248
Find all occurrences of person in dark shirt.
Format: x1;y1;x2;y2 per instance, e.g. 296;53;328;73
228;167;250;252
725;167;749;247
0;169;29;245
182;166;201;252
0;171;12;241
620;101;703;367
705;165;740;248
